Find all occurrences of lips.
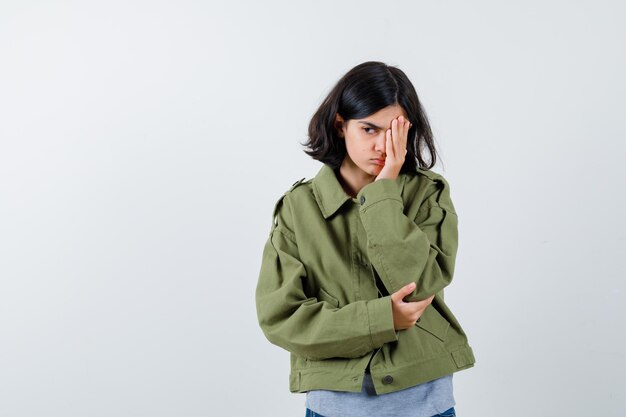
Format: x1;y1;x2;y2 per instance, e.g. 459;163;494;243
372;159;385;166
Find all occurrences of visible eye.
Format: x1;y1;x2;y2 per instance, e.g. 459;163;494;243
363;127;376;134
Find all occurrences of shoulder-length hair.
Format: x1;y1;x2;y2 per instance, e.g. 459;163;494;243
302;61;439;173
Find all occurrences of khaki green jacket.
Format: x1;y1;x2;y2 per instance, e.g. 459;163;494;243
255;163;476;395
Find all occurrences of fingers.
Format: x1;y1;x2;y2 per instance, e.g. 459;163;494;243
415;294;435;307
391;286;436;329
398;116;409;150
391;118;398;153
389;116;410;160
391;282;415;303
385;128;394;159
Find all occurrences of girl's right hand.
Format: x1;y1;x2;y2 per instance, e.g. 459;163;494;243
391;282;435;330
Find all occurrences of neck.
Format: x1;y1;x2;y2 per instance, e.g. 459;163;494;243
336;157;375;198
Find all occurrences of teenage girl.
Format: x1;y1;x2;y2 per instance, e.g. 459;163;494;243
256;61;475;417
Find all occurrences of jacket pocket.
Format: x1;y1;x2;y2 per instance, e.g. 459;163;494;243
415;305;450;342
317;287;340;308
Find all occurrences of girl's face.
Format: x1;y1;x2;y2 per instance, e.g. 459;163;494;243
334;104;409;178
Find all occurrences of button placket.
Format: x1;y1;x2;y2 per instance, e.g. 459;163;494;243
355;207;377;301
350;204;362;302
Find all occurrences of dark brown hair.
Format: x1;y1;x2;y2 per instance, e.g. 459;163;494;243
301;61;439;173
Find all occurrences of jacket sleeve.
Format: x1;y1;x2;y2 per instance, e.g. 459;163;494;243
356;174;458;302
255;193;399;361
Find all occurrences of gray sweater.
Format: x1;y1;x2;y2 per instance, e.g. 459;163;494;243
305;372;454;417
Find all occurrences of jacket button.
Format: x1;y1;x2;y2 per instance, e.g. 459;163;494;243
382;375;393;384
359;196;366;205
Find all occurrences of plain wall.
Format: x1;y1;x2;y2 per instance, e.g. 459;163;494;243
1;1;624;416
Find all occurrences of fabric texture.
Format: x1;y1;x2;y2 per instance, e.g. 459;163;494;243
255;163;476;394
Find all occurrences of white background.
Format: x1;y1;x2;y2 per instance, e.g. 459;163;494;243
1;1;624;416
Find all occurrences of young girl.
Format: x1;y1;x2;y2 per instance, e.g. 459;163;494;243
255;61;476;417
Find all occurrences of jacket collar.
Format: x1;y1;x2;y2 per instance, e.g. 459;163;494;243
312;163;406;219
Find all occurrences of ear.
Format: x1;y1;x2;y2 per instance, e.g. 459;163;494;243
334;113;345;138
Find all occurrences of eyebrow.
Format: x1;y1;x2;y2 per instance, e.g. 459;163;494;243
358;121;385;130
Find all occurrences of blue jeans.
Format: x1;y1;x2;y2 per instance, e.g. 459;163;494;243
305;406;456;417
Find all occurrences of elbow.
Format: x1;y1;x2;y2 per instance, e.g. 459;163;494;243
258;320;318;359
409;259;455;302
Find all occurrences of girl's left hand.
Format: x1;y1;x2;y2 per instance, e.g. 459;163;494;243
375;115;411;181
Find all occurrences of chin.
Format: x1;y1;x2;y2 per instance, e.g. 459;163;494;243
364;165;380;176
